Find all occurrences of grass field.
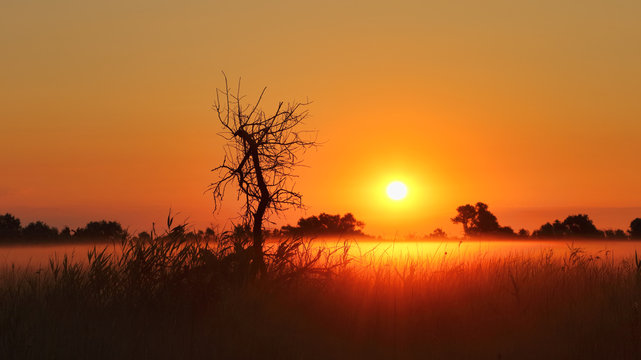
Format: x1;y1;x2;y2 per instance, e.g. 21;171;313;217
1;235;641;359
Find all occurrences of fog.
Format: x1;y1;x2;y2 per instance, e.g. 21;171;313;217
2;238;641;270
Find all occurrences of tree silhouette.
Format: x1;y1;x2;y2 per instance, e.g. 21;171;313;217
630;218;641;239
22;221;59;241
562;214;603;238
472;202;501;235
532;220;567;238
0;213;21;241
451;205;476;234
604;229;627;239
452;202;515;237
427;228;448;239
74;221;126;240
59;226;73;240
279;213;365;237
533;214;604;238
209;75;316;277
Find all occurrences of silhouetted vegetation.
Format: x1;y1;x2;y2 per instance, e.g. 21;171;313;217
3;206;641;244
562;214;604;238
59;226;72;240
22;221;59;241
0;214;127;244
447;204;641;240
630;218;641;239
0;213;21;241
74;220;127;241
277;213;366;237
426;228;448;239
605;229;628;239
451;202;515;237
209;75;317;278
533;219;568;238
533;214;603;238
1;207;641;358
2;229;641;359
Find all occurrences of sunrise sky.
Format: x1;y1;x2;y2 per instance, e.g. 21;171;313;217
1;0;640;236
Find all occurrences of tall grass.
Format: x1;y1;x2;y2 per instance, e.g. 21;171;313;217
1;233;640;359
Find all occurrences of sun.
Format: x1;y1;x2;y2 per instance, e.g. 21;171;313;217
386;181;408;201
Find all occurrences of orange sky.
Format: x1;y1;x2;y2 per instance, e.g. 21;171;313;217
1;0;640;237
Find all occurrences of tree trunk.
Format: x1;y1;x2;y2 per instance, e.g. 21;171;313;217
235;129;269;277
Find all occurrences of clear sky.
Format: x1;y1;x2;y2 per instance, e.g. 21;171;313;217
1;0;640;236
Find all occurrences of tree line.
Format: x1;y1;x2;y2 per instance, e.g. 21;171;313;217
0;213;127;243
450;202;641;239
274;213;366;237
0;212;367;244
2;205;640;243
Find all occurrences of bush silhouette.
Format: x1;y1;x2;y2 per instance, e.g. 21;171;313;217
604;229;627;239
451;202;515;237
59;227;73;240
533;214;604;238
279;213;365;237
22;221;59;241
0;213;21;241
427;228;448;239
562;214;603;238
630;218;641;239
74;221;126;240
532;220;567;238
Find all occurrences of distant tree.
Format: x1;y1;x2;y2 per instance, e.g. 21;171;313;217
604;229;627;239
22;221;59;241
451;205;476;235
517;229;530;238
59;226;73;240
562;214;603;238
533;214;603;238
280;213;365;237
532;220;567;238
615;229;627;239
0;213;22;241
74;221;126;240
427;228;448;239
497;226;516;237
630;218;641;239
550;220;566;236
451;202;515;237
472;203;502;234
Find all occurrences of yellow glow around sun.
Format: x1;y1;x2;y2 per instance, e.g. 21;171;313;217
386;181;408;201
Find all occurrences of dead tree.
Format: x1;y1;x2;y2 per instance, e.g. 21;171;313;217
209;75;316;277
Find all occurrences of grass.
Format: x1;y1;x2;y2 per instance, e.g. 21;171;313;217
1;233;641;359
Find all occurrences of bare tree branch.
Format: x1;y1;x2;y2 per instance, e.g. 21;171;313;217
209;74;317;277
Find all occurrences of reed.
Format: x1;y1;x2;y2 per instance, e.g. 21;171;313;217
1;232;640;359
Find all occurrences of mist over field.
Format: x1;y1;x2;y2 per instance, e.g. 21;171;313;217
2;232;641;359
2;236;641;267
2;0;641;358
2;207;641;359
